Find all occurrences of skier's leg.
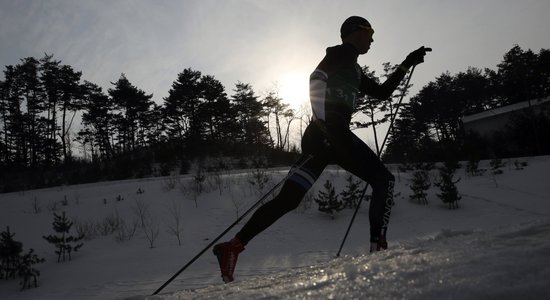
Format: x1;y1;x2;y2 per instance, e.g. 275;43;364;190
368;174;394;251
213;122;330;282
235;121;331;244
214;152;328;282
236;153;327;244
335;133;395;250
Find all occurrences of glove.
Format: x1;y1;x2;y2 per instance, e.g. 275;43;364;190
403;46;432;68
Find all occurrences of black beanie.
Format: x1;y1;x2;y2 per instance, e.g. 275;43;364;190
340;16;371;38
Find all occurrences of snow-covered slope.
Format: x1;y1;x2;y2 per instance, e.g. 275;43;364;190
1;156;549;300
150;220;550;300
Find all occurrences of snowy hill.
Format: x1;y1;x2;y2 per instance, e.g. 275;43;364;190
149;220;550;300
1;156;549;299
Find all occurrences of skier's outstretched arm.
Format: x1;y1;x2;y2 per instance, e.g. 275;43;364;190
361;46;431;99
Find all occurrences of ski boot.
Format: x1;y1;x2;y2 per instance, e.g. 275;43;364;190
370;236;388;253
213;237;245;283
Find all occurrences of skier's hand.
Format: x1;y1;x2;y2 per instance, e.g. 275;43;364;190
403;46;432;68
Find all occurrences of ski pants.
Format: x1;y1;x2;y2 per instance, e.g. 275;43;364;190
236;122;395;244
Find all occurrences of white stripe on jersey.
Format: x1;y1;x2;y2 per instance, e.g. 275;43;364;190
309;69;328;121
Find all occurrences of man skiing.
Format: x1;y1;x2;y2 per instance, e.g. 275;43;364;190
213;16;430;283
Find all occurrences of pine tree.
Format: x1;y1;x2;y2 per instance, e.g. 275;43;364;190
231;82;270;147
79;81;115;159
199;74;231;143
163;68;203;141
409;169;431;205
17;248;44;290
108;73;154;153
435;161;462;209
43;212;84;262
0;226;22;279
57;64;84;163
0;227;44;290
355;64;412;157
314;180;344;219
340;175;363;209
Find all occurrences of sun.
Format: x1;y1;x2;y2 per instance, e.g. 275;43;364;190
278;71;309;109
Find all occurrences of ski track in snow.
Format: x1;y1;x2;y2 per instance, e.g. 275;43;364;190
461;193;548;217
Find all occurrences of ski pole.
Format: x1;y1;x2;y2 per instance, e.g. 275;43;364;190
336;64;417;257
152;154;314;295
379;64;417;155
335;181;369;257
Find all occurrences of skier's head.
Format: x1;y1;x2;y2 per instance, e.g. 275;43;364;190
340;16;374;54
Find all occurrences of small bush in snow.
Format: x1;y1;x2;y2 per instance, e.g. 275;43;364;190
248;168;272;196
435;161;462;209
409;169;431;205
131;199;159;248
489;157;506;187
17;248;44;290
165;200;184;246
340;175;363;209
230;192;245;218
74;212;137;243
1;226;22;280
29;197;41;214
143;218;160;249
315;180;344;219
466;159;485;176
47;200;58;212
514;160;528;170
0;227;45;290
98;210;124;236
74;219;97;240
490;158;506;175
162;172;181;191
60;195;69;206
193;165;207;195
114;218;139;243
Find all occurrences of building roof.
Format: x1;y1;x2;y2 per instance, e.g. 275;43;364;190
462;96;550;123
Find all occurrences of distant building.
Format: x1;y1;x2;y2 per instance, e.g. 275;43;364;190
462;96;550;136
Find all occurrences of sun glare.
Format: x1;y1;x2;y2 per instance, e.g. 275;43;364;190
278;72;309;109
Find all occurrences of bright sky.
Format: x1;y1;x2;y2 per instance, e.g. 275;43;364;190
1;0;550;145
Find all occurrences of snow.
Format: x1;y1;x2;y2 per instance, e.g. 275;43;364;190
1;156;549;299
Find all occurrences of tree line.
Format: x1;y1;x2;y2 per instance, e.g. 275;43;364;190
381;45;550;162
0;55;299;191
1;45;548;191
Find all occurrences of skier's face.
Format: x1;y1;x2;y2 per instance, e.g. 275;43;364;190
356;26;374;54
345;26;374;54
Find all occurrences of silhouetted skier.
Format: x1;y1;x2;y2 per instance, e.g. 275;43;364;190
214;15;431;283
